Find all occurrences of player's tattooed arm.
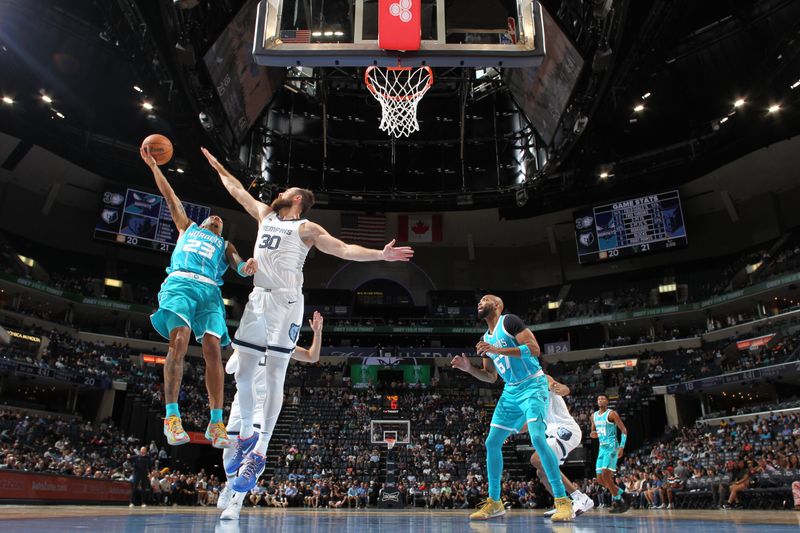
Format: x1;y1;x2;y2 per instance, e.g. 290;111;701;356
141;146;190;231
291;312;323;363
303;222;414;262
450;353;498;383
201;148;272;222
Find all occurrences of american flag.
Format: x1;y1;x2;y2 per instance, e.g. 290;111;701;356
340;214;386;245
280;29;312;43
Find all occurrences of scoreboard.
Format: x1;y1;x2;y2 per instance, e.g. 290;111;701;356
575;190;688;264
94;188;211;253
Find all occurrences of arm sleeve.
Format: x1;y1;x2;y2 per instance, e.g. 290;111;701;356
503;314;527;337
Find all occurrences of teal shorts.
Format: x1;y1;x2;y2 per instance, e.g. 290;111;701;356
595;445;619;472
150;276;231;346
490;374;549;433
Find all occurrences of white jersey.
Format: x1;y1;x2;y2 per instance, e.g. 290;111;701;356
545;393;580;436
253;214;311;290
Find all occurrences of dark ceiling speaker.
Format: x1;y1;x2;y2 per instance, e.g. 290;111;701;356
592;47;614;72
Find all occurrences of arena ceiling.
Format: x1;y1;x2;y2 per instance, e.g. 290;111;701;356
0;0;798;213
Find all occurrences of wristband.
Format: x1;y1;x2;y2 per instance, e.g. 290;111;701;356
619;434;627;448
519;344;532;359
236;261;249;277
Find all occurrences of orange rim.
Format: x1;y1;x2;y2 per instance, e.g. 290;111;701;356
365;66;434;102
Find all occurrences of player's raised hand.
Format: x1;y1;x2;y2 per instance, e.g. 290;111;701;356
476;341;496;356
242;258;258;276
140;146;157;169
590;431;598;439
201;147;226;174
382;239;414;262
309;311;323;333
450;353;471;372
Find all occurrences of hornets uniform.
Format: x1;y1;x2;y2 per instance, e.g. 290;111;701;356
484;314;549;434
150;222;231;346
593;409;619;472
232;213;310;359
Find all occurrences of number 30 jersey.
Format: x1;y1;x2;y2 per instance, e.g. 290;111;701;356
253;214;310;290
167;222;228;285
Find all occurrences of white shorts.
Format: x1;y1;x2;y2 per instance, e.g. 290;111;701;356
545;425;582;465
231;287;304;359
225;351;267;434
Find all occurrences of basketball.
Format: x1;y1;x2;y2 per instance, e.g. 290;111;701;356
141;134;173;165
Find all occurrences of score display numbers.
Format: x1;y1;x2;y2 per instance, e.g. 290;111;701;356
574;190;688;264
94;188;211;253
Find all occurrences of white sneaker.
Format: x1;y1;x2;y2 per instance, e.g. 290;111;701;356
141;503;147;508
543;508;557;518
220;491;246;520
217;485;232;510
667;503;673;509
129;503;134;508
575;495;595;515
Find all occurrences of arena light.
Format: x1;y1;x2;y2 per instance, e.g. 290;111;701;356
55;111;65;119
599;171;609;179
312;31;322;37
323;31;333;36
104;277;123;288
41;94;52;103
142;101;154;111
642;92;651;99
176;168;184;174
658;283;677;293
223;298;234;306
734;98;745;108
2;96;13;105
633;104;644;112
334;31;344;37
720;116;729;124
746;261;762;274
792;80;800;90
17;255;35;267
547;300;561;310
133;85;143;93
768;104;781;113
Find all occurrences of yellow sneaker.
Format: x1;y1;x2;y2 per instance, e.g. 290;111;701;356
470;498;506;520
205;421;234;449
551;496;575;522
163;415;190;446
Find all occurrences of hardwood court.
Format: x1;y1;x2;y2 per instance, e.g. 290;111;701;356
0;506;798;532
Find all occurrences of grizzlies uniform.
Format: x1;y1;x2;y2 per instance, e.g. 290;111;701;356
151;222;231;346
232;214;310;358
224;351;264;436
484;314;549;434
544;394;582;465
593;409;619;472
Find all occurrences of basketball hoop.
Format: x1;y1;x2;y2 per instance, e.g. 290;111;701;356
365;66;434;137
385;437;397;450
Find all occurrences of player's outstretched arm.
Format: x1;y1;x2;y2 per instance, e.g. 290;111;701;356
303;222;414;262
450;353;498;383
141;147;190;231
292;312;323;363
224;242;257;277
201;147;272;222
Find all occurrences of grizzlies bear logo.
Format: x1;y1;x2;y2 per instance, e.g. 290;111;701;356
288;323;300;343
557;427;573;441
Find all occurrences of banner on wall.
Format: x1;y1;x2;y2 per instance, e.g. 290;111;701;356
0;471;130;502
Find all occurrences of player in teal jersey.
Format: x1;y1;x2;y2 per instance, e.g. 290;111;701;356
141;147;257;449
451;294;574;522
590;394;630;513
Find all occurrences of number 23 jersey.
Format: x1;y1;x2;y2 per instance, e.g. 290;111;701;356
253;214;311;290
167;222;228;284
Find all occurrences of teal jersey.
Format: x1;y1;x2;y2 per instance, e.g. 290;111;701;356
166;223;229;285
593;409;618;448
483;314;542;384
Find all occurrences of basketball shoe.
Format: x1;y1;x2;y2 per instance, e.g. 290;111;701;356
551;497;575;522
220;490;246;520
231;451;266;493
470;498;506;520
217;485;232;510
163;415;190;446
224;433;258;475
205;422;234;449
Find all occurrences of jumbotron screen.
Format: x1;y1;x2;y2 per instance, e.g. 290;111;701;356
574;190;688;264
93;188;211;253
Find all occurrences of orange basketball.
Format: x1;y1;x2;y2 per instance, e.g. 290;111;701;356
141;134;173;165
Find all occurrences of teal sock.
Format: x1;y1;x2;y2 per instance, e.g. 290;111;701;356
613;488;624;501
165;403;180;418
210;409;223;424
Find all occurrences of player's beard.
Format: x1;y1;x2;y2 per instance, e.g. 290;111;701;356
477;307;490;320
270;195;293;212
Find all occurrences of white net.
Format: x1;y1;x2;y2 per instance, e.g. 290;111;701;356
365;66;434;138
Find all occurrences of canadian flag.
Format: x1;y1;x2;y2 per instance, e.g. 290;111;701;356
397;214;442;243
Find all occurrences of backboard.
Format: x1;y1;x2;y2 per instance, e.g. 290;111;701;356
370;419;411;445
253;0;545;67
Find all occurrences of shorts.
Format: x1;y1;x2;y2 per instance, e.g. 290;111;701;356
490;374;549;433
595;445;619;473
232;287;304;359
545;425;583;465
150;275;231;346
224;351;266;434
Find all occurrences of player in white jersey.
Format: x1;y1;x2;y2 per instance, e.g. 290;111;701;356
202;148;413;493
525;375;594;518
217;311;324;520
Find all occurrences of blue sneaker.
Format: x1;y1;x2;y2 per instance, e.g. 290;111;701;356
231;451;266;493
224;434;259;476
